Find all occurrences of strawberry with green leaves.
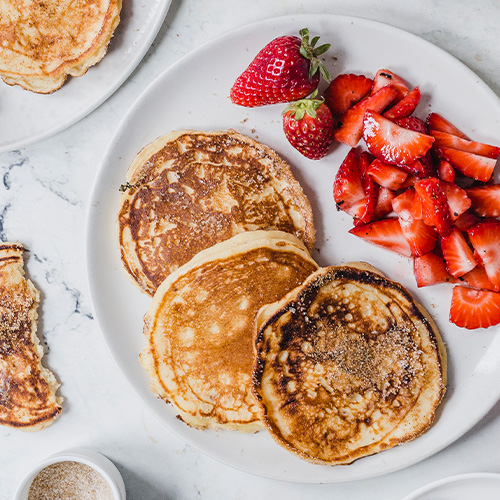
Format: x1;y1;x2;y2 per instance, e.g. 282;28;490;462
230;28;330;107
282;92;334;159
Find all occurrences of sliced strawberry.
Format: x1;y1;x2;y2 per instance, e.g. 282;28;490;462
467;221;500;289
325;73;373;118
465;185;500;217
426;113;469;140
349;218;412;257
383;86;421;120
411;189;423;220
437;147;497;182
462;265;498;292
363;111;435;167
333;149;366;217
440;181;471;220
333;86;398;147
366;159;408;190
450;286;500;329
454;210;481;231
414;178;453;237
413;251;456;287
394;116;428;135
392;189;438;256
370;69;409;99
430;129;500;159
355;152;379;225
438;160;456;183
373;186;397;220
440;228;477;278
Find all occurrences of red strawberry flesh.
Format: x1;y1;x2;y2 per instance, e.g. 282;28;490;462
450;286;500;329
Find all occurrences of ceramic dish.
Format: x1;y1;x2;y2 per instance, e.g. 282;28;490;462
86;14;500;482
0;0;172;153
402;472;500;500
14;448;126;499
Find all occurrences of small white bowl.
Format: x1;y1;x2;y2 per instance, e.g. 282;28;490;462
14;447;126;499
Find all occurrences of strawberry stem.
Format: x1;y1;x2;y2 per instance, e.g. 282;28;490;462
299;28;331;83
283;91;324;120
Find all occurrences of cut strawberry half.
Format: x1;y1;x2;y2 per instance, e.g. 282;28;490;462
440;228;477;278
437;147;497;182
392;189;437;256
440;181;471;221
366;159;408;190
325;73;373;118
453;210;481;231
414;178;453;237
462;265;498;292
465;185;500;218
383;86;421;120
370;69;409;99
333;86;398;147
363;110;435;167
413;251;456;287
373;186;397;220
394;116;429;135
430;129;500;159
467;221;500;290
450;286;500;329
333;149;366;217
426;113;469;140
349;218;412;257
355;152;379;224
438;160;456;183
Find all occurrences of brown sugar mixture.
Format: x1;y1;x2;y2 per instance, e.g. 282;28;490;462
28;461;114;500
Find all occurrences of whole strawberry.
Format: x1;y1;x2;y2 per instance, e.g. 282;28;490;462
282;93;335;159
230;28;330;107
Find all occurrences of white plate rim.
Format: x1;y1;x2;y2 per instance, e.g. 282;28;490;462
0;0;172;153
401;472;500;500
85;13;500;483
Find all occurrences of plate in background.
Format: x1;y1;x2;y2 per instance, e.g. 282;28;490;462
0;0;172;153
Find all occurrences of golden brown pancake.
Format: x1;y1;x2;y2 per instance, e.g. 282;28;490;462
118;130;316;296
253;263;446;464
0;0;121;93
140;230;319;431
0;243;62;431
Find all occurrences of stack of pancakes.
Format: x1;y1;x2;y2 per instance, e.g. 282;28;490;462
0;0;121;93
118;130;446;465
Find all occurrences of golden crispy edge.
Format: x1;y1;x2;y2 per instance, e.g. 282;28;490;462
1;0;122;94
0;243;63;431
139;230;318;432
118;129;316;295
252;262;446;464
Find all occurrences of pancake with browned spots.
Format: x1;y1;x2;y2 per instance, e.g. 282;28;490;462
253;263;446;464
140;230;318;431
0;0;121;93
118;130;315;296
0;243;62;431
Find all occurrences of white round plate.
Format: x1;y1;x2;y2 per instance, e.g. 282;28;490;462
86;14;500;483
402;473;500;500
0;0;172;153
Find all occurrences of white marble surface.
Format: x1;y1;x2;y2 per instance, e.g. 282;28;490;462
2;0;500;498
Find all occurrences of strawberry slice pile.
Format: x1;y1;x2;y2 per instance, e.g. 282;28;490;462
332;69;500;330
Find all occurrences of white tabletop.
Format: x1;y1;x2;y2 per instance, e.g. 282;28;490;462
2;1;500;498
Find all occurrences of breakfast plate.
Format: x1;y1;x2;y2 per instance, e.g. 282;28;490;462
0;0;172;153
401;472;500;500
86;14;500;482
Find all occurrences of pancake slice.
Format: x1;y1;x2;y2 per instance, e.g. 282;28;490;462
140;230;319;431
118;130;315;296
0;0;121;93
253;263;446;464
0;243;62;431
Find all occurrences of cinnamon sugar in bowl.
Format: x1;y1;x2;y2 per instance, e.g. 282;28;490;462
15;448;126;500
